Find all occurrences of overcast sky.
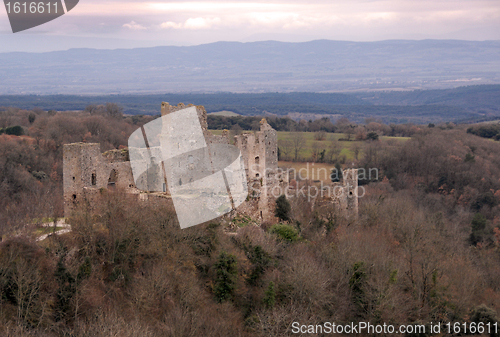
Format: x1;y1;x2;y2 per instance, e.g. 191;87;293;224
1;0;499;52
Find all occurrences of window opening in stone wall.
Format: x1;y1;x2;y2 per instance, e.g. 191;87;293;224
108;169;118;187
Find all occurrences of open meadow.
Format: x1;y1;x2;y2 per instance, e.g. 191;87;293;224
210;130;409;162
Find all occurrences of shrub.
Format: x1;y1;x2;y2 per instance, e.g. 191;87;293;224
470;304;500;337
275;195;291;222
55;257;76;321
349;261;367;314
465;153;476;163
5;125;24;136
472;213;486;230
269;224;299;242
366;131;379;141
77;256;92;282
246;245;274;285
472;192;498;211
314;131;326;141
330;162;343;182
469;213;487;245
28;113;36;124
32;171;49;181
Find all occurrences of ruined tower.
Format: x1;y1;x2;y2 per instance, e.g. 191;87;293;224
329;168;359;220
234;118;281;222
63;143;136;216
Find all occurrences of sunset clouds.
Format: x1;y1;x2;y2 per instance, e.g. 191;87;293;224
1;0;499;51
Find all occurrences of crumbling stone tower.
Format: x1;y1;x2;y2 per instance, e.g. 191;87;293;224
63;143;136;216
234;118;282;221
330;168;359;220
343;168;359;218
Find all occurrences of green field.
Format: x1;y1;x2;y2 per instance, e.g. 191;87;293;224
209;110;240;117
210;130;409;161
277;132;408;161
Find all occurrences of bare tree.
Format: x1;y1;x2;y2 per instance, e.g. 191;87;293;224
13;258;43;322
105;103;123;119
84;104;99;114
314;130;326;141
352;142;362;160
280;139;293;161
335;117;351;133
345;125;356;141
355;126;367;141
230;124;242;136
84;103;123;119
291;132;305;161
327;138;342;163
311;142;323;162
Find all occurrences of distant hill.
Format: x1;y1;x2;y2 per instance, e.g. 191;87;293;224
0;40;499;94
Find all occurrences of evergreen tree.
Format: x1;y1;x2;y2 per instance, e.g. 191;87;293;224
213;251;238;302
263;281;276;309
55;257;76;321
275;195;291;222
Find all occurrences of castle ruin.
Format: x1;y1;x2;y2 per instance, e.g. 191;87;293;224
63;103;358;225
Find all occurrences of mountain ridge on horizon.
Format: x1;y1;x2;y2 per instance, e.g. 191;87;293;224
2;38;500;55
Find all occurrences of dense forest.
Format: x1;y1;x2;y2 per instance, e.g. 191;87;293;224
2;84;500;123
467;122;500;140
207;115;339;133
1;105;500;336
